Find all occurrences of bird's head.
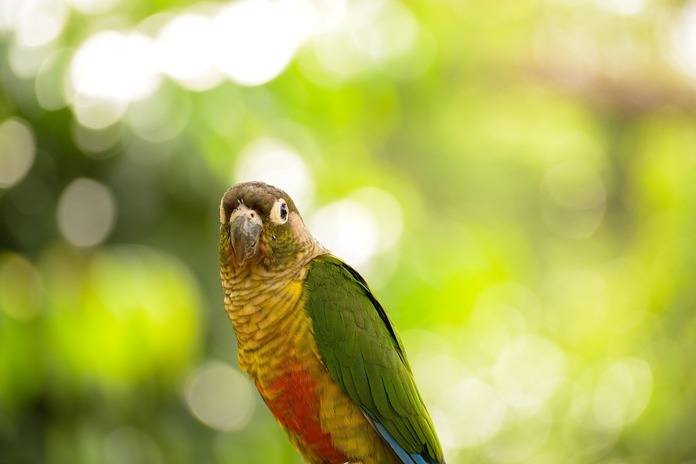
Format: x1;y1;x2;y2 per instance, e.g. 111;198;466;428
219;181;317;270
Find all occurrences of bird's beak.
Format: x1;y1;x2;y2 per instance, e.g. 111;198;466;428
230;212;262;266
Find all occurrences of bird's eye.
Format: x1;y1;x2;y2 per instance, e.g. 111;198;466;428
270;199;289;224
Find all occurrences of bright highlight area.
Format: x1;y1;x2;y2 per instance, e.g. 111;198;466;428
70;31;160;102
572;357;653;431
57;178;116;247
213;0;307;86
436;377;507;448
9;0;68;48
184;361;256;431
493;335;565;412
15;0;427;129
69;31;161;128
155;13;221;90
0;118;35;188
667;2;696;78
309;187;404;271
234;138;314;210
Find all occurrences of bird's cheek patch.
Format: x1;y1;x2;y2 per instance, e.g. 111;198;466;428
289;213;315;244
289;213;303;235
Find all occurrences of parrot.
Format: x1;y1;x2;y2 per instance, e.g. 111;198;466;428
218;181;445;464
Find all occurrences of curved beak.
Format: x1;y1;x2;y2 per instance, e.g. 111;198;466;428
230;211;262;266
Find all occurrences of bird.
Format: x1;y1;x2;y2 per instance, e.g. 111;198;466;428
218;181;445;464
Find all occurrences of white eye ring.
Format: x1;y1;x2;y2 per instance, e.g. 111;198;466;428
270;199;289;224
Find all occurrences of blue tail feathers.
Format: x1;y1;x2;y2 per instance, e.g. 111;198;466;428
370;420;445;464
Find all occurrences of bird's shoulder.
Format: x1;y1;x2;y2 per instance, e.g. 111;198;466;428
303;254;405;356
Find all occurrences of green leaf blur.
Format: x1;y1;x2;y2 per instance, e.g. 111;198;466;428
1;0;695;463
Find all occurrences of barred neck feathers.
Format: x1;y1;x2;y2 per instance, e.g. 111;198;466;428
221;239;326;347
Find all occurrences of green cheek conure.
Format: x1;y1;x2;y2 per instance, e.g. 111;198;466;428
218;181;445;464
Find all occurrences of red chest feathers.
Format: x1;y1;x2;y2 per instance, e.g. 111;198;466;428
259;363;348;464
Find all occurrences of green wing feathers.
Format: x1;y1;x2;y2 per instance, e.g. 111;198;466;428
304;255;443;462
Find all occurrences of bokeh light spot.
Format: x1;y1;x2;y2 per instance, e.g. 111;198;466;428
213;0;306;86
592;358;653;429
483;405;552;463
8;41;54;78
572;358;653;432
411;351;463;406
13;0;68;48
309;187;403;272
351;187;403;251
127;85;191;143
469;283;541;355
493;335;566;413
310;199;378;268
71;120;122;155
184;361;256;431
0;117;36;188
70;31;160;102
72;95;128;130
57;178;116;247
666;2;696;80
156;13;222;90
435;377;506;449
0;0;21;31
235;138;314;210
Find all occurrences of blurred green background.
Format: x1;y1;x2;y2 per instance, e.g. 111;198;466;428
1;0;696;462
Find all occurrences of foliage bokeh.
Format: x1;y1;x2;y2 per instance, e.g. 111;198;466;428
2;0;696;463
